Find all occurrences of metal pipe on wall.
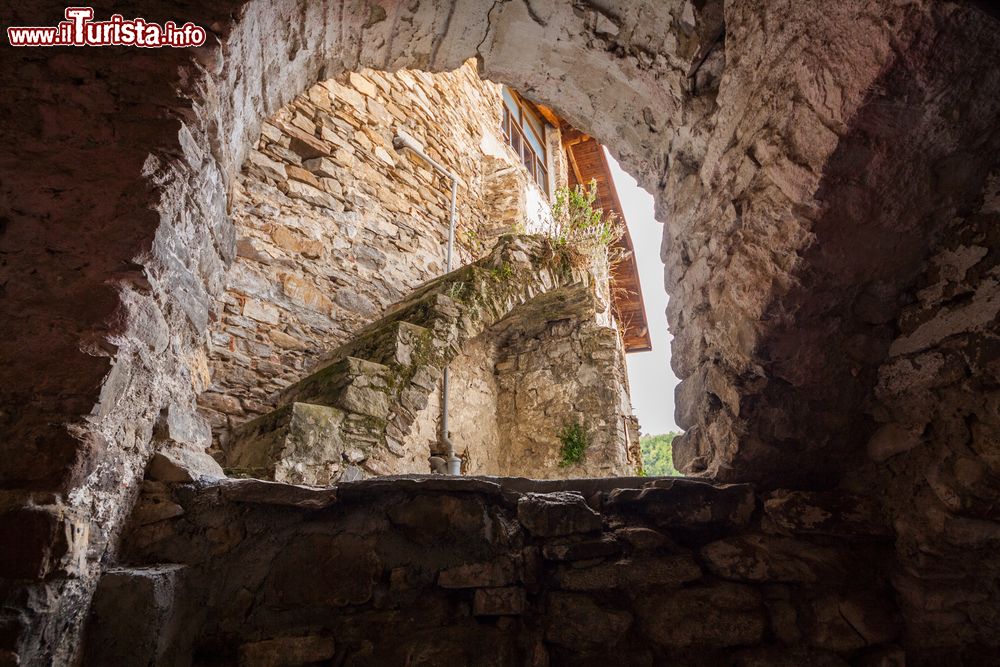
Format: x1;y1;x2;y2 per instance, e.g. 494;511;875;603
392;133;462;476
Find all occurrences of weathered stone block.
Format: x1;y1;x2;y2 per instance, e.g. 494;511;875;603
147;445;224;483
764;490;890;537
264;533;378;608
613;526;672;551
557;554;702;590
83;565;186;665
226;402;382;485
639;583;766;648
473;586;526;616
701;534;846;583
545;592;632;650
438;559;518;588
238;635;335;666
805;592;900;652
606;480;755;529
542;536;620;562
386;493;492;546
517;491;602;537
281;357;392;419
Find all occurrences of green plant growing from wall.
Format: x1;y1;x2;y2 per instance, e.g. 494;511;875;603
489;262;514;280
558;420;589;467
550;179;624;251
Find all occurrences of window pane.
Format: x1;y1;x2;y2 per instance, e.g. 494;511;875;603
502;87;520;123
523;123;546;164
522;106;546;155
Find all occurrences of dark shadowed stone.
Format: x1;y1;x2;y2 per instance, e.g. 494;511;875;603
731;646;850;667
386;493;492;546
700;534;846;583
558;554;702;590
542;536;621;561
613;526;672;551
517;491;602;537
131;499;185;527
606;480;755;529
763;587;802;645
805;592;900;652
640;583;766;648
473;586;526;616
438;559;518;588
545;592;632;650
83;565;186;666
764;490;890;537
0;507;71;579
853;645;906;667
264;533;379;608
238;635;336;666
216;478;339;509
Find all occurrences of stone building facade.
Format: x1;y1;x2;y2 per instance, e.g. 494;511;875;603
204;60;643;480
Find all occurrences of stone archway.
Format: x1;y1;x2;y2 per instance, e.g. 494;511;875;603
2;1;1000;663
1;3;714;659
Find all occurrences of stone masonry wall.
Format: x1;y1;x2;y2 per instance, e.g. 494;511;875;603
851;170;1000;660
203;60;560;452
405;337;506;474
496;318;640;478
85;475;902;666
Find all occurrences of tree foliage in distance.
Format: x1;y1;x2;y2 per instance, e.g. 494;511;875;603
640;432;682;476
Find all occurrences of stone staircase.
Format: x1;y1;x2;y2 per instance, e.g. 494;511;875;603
223;235;599;485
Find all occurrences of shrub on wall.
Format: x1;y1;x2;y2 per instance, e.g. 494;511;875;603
550;179;623;252
558;420;589;467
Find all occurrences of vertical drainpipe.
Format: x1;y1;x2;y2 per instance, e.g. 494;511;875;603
392;133;462;475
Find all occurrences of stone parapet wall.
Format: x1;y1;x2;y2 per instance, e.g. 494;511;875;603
85;475;902;666
496;318;639;478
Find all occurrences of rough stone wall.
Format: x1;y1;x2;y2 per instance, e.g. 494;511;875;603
87;475;901;666
496;318;639;478
851;169;1000;660
3;1;709;657
406;337;506;473
206;60;559;449
665;1;1000;488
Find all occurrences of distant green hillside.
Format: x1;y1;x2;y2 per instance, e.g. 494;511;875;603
640;432;682;476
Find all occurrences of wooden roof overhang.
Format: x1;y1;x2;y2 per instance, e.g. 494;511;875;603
559;125;652;353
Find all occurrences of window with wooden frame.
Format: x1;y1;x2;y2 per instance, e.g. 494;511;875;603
500;87;550;195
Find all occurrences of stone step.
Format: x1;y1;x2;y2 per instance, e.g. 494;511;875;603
226;402;385;484
222;235;592;485
314;319;439;372
281;356;395;420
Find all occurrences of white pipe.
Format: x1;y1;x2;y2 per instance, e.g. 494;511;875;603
393;133;462;476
